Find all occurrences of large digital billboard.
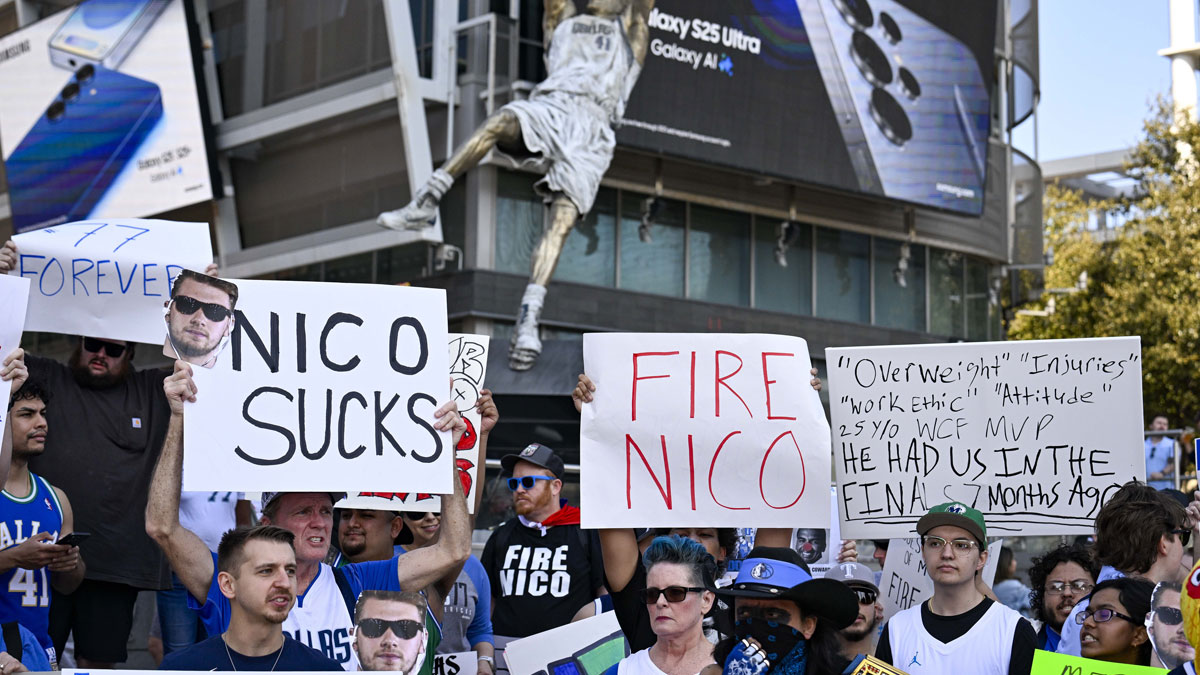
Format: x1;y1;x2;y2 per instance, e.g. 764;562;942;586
0;0;215;233
617;0;998;216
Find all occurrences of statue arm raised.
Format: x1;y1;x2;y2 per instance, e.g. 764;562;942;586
627;0;654;66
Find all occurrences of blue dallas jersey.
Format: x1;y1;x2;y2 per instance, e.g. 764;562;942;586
0;473;63;665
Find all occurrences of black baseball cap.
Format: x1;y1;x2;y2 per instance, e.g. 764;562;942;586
500;443;565;478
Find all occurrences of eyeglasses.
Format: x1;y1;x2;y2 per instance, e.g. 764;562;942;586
357;618;422;640
854;589;878;605
1172;528;1192;547
173;295;233;322
637;586;706;604
921;536;979;554
82;337;126;358
1155;606;1184;626
1046;580;1093;595
1076;607;1140;625
507;475;555;491
402;512;440;520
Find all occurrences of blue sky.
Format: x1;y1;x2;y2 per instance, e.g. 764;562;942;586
1012;0;1173;161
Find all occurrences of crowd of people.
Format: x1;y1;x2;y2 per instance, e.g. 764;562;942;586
2;242;1200;675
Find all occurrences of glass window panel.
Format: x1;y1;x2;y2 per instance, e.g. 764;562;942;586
966;257;992;341
494;172;544;275
555;188;616;287
816;228;869;323
619;196;684;297
930;249;965;337
754;219;812;315
873;239;926;332
377;243;429;285
688;205;750;305
324;252;374;284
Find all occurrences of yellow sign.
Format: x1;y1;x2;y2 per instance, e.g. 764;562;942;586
1031;649;1168;675
848;654;910;675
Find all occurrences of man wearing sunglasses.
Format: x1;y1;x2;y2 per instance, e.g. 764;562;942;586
481;443;605;674
1149;581;1194;669
1057;481;1196;658
876;502;1036;675
352;591;428;673
823;562;883;662
163;270;237;369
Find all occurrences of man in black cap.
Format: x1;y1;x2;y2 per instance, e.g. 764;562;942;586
480;443;605;674
703;546;857;675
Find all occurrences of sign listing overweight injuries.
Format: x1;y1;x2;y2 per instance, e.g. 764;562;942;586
828;337;1143;539
183;280;452;493
580;333;831;529
9;218;213;344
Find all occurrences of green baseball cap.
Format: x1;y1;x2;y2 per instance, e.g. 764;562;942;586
916;502;987;545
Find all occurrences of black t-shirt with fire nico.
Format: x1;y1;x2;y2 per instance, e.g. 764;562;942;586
481;518;605;638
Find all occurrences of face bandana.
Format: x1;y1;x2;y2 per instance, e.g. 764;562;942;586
734;617;808;672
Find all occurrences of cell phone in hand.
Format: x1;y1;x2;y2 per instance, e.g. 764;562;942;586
56;532;90;547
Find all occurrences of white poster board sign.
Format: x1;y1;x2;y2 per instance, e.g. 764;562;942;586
183;279;451;493
879;537;1002;622
449;334;489;514
580;333;831;528
503;611;628;675
9;219;212;343
434;651;478;675
828;337;1143;539
0;276;30;449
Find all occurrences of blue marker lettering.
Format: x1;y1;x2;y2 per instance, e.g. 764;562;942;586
17;255;45;282
115;261;138;294
165;265;183;294
112;224;149;252
39;258;64;297
95;260;112;295
73;222;108;248
71;258;94;297
143;264;161;297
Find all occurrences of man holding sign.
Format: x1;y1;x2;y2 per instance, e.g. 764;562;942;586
876;503;1035;675
146;361;472;671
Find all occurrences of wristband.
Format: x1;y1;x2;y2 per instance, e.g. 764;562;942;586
478;656;495;665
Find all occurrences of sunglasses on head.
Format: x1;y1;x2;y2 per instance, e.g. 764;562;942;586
82;337;126;358
637;586;706;604
402;512;440;520
173;295;233;322
357;618;422;640
507;475;555;491
1155;606;1184;626
854;588;878;606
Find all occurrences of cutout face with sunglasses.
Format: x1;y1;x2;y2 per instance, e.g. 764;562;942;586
1148;583;1194;669
353;595;426;673
164;273;237;368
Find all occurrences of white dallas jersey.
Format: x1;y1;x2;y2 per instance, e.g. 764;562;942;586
887;601;1022;675
535;14;641;122
284;564;358;670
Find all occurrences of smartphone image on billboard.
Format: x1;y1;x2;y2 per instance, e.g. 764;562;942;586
6;64;163;232
48;0;169;70
796;0;993;215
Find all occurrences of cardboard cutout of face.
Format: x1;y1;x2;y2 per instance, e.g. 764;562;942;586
163;270;238;368
1149;581;1193;669
1180;558;1200;672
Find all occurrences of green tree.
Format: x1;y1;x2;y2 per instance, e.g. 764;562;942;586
1009;100;1200;427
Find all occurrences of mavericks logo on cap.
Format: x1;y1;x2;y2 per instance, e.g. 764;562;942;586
750;563;773;580
945;503;967;514
520;444;538;457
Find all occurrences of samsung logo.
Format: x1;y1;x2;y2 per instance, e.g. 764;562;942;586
0;40;30;64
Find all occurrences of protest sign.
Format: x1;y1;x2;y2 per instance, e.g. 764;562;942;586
0;276;30;451
503;611;628;675
847;654;910;675
183;279;451;493
434;652;478;675
9;219;212;344
791;487;842;576
1030;649;1167;674
828;337;1143;539
879;537;1002;622
580;333;830;528
449;334;489;513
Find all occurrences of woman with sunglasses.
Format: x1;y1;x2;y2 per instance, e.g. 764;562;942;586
609;535;718;674
1077;576;1155;666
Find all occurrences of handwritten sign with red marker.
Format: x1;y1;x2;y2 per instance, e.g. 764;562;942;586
580;333;830;528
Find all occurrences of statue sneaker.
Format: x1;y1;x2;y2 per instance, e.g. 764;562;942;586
378;196;437;231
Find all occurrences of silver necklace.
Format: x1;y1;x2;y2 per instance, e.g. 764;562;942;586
223;634;285;672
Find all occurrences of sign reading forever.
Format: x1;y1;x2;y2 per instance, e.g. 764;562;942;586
828;337;1143;539
9;219;212;343
0;276;30;450
580;333;831;528
183;279;452;493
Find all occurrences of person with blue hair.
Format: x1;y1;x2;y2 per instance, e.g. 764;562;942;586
607;535;718;674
